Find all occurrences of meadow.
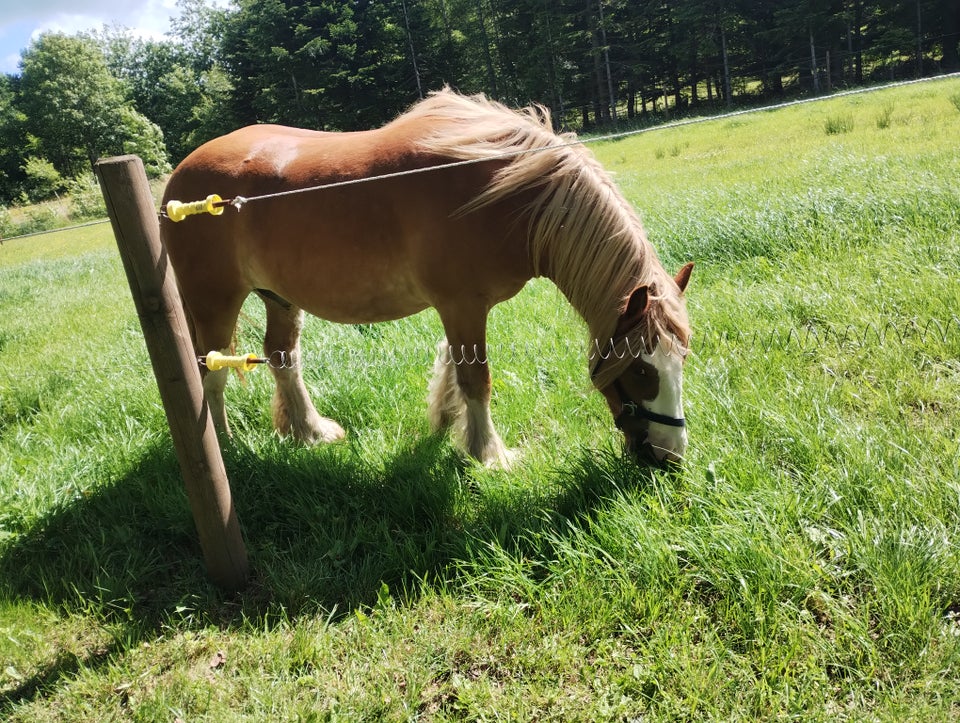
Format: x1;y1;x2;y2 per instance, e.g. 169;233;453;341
2;77;959;720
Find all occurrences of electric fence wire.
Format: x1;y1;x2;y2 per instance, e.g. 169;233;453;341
4;317;959;385
4;70;959;242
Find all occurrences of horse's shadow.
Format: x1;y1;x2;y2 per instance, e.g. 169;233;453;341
0;432;657;709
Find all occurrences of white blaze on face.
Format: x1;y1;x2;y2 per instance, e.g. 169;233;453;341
640;341;687;461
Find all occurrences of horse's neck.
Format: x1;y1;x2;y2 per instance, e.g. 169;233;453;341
524;172;652;346
543;253;638;349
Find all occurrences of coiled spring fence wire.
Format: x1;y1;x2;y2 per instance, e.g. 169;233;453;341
3;73;958;379
1;317;958;387
225;315;960;371
690;316;960;356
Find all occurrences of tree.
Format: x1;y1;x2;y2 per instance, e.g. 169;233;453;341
18;33;169;178
169;0;231;73
0;74;27;202
98;30;195;160
20;156;64;202
932;0;960;70
221;0;356;126
221;0;418;130
94;2;239;163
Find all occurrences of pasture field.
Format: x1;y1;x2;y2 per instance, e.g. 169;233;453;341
2;77;959;720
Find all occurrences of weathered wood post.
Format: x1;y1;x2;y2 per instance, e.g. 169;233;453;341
95;155;249;591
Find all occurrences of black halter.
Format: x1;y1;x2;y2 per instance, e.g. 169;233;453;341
592;345;686;430
612;379;686;429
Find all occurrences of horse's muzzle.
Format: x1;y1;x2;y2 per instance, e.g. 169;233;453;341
627;436;685;467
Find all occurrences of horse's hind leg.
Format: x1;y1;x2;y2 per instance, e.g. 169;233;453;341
262;296;345;444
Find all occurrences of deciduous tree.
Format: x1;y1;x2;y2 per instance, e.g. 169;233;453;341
18;33;169;178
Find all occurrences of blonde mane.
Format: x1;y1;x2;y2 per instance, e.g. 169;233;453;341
407;89;690;386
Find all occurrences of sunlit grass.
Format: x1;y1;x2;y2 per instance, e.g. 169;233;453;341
0;221;115;269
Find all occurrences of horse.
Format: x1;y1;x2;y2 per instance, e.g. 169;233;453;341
160;89;693;467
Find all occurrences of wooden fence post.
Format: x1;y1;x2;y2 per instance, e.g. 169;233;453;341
95;155;249;591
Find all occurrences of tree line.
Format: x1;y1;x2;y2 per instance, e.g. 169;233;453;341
1;0;958;207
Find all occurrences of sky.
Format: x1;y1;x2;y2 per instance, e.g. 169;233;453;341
0;0;200;76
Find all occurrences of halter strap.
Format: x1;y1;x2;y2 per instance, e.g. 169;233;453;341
591;337;687;430
612;380;686;429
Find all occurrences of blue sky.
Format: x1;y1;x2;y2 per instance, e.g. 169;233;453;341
0;0;194;76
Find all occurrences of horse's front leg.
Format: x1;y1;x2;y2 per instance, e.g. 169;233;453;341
429;313;515;468
263;298;345;444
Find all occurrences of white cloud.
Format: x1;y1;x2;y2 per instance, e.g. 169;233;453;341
0;0;209;74
0;1;148;27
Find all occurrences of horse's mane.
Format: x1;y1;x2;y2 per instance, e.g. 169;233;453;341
405;89;689;385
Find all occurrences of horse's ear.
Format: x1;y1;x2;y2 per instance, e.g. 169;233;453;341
622;285;650;324
674;262;694;293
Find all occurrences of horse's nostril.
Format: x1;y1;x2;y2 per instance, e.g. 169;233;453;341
637;441;661;465
659;450;683;466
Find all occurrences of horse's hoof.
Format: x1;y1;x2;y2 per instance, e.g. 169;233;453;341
483;445;519;470
311;417;346;444
286;414;345;445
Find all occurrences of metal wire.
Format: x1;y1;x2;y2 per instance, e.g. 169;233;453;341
693;316;960;355
244;316;960;369
3;316;957;386
168;72;960;214
8;72;957;237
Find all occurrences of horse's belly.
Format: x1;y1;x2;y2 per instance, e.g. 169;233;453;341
248;245;430;324
298;277;430;324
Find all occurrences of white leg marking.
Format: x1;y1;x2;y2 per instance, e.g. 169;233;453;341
202;363;231;437
271;350;345;444
427;339;466;432
459;398;516;469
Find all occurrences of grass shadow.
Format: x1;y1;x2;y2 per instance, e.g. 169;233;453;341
1;436;661;618
1;435;466;617
0;433;660;709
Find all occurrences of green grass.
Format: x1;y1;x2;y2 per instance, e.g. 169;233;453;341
2;77;960;720
824;113;855;134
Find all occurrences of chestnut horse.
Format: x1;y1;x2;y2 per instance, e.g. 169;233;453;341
160;89;693;467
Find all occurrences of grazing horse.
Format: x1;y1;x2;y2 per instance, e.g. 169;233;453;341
160;89;693;467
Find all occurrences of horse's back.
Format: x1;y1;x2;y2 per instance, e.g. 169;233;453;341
160;117;532;325
165;124;369;195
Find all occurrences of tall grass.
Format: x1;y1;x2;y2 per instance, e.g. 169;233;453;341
2;77;959;720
